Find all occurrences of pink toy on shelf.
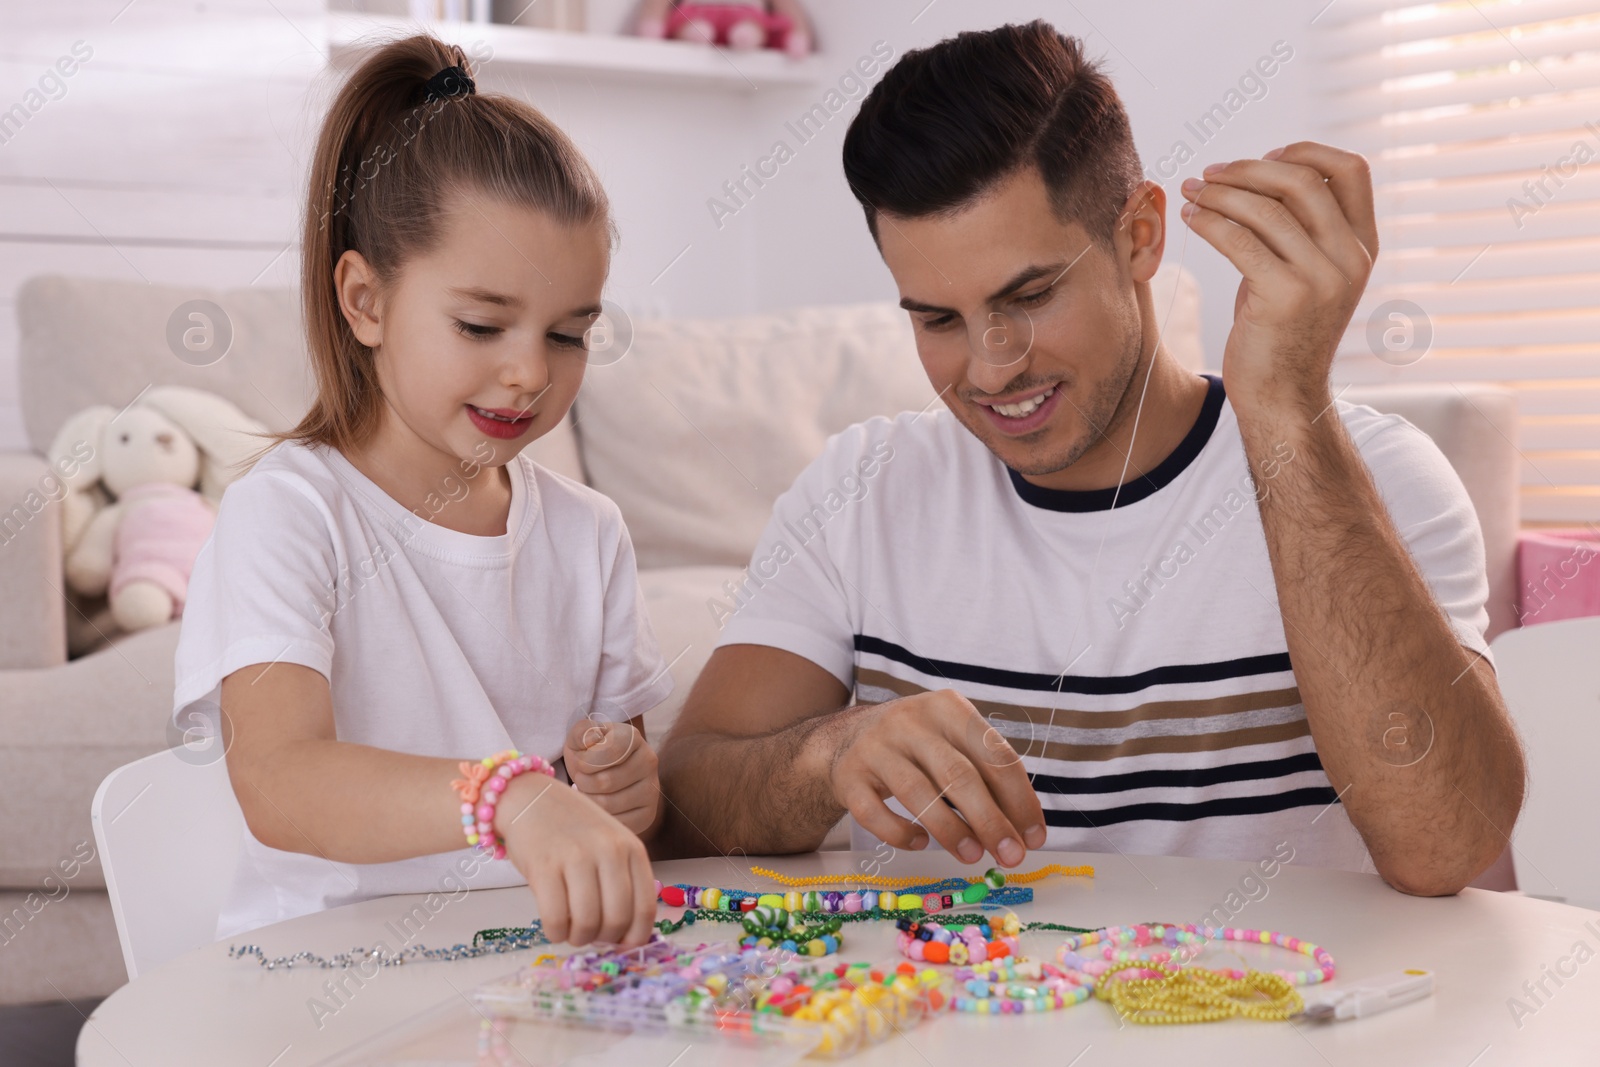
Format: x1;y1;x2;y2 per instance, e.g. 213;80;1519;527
634;0;813;58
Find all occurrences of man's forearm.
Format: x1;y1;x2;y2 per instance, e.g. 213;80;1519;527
1238;398;1525;895
656;706;861;859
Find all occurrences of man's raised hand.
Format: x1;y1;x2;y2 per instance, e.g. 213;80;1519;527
1178;141;1378;416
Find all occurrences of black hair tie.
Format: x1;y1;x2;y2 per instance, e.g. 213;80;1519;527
423;63;475;103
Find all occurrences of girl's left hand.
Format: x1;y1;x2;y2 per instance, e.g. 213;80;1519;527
563;718;662;838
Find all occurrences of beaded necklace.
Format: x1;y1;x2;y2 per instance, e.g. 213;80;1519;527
229;921;550;970
1095;961;1304;1024
1056;923;1336;1025
656;864;1066;922
738;908;846;956
895;916;1018;966
1057;923;1337;986
950;957;1096;1015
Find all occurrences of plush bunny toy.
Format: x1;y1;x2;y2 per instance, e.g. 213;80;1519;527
53;386;267;637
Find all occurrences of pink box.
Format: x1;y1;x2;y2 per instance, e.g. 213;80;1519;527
1517;529;1600;626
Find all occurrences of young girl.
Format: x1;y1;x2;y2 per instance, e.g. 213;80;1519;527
172;35;671;948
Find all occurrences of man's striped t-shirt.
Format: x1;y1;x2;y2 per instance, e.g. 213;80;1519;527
715;375;1491;871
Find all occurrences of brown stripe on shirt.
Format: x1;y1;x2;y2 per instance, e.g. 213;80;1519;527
852;667;1310;762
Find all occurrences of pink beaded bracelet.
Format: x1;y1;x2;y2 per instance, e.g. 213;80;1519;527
1056;923;1336;986
450;749;555;860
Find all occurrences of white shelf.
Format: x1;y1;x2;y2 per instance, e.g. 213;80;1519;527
329;14;825;91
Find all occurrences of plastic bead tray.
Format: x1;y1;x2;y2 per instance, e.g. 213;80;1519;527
473;938;950;1060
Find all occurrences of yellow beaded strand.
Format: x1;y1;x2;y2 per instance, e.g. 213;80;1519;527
1096;961;1304;1025
1003;863;1096;885
747;862;1095;889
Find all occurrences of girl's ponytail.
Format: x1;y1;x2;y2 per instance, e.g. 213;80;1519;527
256;33;609;462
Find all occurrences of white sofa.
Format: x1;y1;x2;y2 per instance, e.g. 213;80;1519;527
0;267;1518;1002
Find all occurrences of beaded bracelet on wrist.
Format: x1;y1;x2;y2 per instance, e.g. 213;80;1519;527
449;749;556;860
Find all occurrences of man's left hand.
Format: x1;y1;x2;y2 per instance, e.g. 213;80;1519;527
1179;141;1378;417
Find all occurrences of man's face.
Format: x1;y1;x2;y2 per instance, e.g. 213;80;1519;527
878;167;1151;481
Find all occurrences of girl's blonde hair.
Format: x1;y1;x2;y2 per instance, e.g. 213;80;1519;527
255;34;609;462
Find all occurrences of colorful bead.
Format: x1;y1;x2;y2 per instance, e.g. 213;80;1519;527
983;868;1006;889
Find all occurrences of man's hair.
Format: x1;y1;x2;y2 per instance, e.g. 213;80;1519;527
842;21;1144;247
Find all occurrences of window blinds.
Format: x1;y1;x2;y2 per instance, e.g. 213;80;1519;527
1318;0;1600;522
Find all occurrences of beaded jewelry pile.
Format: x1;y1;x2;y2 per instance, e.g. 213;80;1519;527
234;859;1347;1050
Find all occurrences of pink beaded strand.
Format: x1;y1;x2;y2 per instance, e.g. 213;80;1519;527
1056;923;1336;986
452;749;555;859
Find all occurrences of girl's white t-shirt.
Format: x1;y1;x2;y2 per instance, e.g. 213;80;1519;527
172;440;673;939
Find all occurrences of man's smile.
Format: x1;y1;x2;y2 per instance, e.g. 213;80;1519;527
971;382;1063;436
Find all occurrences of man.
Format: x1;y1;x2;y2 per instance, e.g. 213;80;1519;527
658;21;1524;895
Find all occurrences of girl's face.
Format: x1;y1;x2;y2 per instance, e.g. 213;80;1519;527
338;188;609;476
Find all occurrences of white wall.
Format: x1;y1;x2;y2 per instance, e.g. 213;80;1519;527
727;0;1318;370
0;0;1316;452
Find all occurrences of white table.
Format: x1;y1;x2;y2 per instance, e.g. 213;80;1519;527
79;849;1600;1065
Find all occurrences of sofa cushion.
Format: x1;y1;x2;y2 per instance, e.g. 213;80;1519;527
576;303;932;570
636;565;744;741
0;623;180;890
1343;384;1519;641
17;276;312;452
575;266;1204;570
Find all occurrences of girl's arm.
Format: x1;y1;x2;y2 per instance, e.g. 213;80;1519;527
221;661;657;945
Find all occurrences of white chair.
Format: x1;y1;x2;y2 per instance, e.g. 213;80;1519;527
90;745;245;980
1489;617;1600;910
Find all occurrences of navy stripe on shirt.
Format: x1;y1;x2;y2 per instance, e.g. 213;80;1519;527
853;633;1293;696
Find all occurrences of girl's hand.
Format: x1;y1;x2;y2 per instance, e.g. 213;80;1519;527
563;718;663;838
494;771;657;946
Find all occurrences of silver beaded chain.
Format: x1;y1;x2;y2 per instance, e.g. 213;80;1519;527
227;923;548;970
